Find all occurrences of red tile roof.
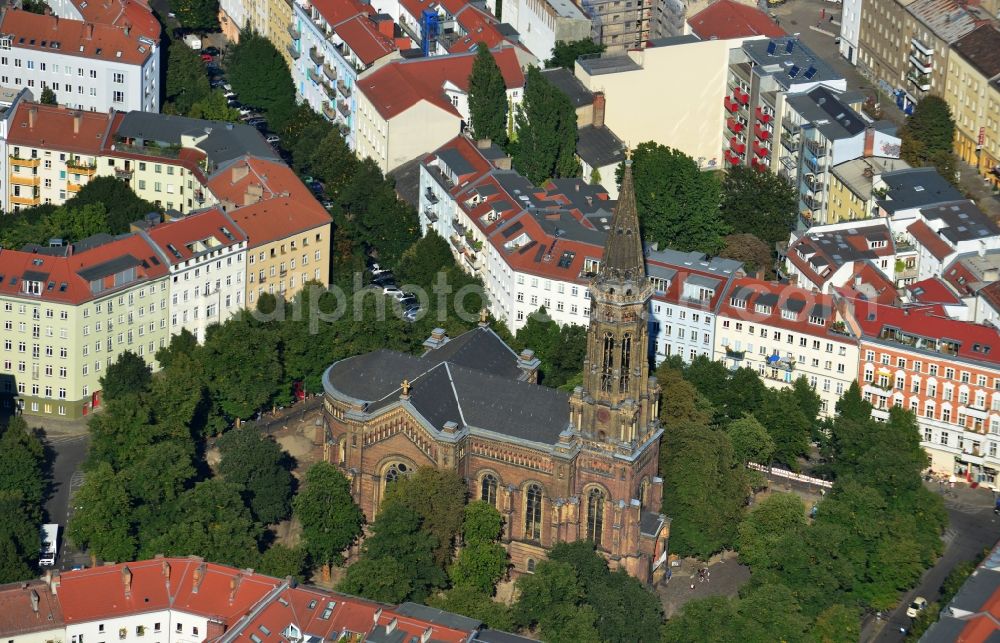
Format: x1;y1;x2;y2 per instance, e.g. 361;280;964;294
358;47;524;120
687;0;786;41
72;0;161;43
979;281;1000;313
398;0;510;52
907;277;961;305
786;222;895;288
0;233;168;305
835;262;899;306
716;277;851;340
208;158;331;247
142;207;247;265
334;14;397;66
943;256;982;296
852;300;1000;366
0;580;64;636
907;219;954;260
311;0;372;27
6;102;112;155
0;9;157;66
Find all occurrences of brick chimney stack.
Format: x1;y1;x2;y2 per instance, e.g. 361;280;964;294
192;562;206;593
592;92;606;128
28;106;37;129
121;565;133;597
73;112;81;135
30;589;39;613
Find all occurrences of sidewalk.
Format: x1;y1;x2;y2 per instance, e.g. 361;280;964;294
656;551;750;619
925;477;997;510
956;157;1000;220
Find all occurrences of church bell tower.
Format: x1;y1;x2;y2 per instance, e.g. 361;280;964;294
570;155;660;451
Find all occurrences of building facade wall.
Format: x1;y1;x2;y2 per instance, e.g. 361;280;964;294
66;610;207;643
162;242;247;344
98;156;215;215
945;53;1000;189
244;223;331;307
839;0;863;64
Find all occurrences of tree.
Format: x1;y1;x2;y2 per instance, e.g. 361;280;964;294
449;502;508;594
811;604;861;643
173;0;219;32
227;32;297;129
900;95;958;185
513;310;587;388
143;479;261;568
0;417;46;518
736;493;806;570
343;502;444;602
189;91;242;122
654;364;714;430
462;501;505;545
338;159;420;264
468;43;509;147
720;166;798;249
100;351;152;402
155;329;199;369
512;66;580;184
719;233;772;276
427;585;515;631
68;462;137;563
621;142;725;255
293;463;364;574
0;491;38;582
20;0;48;14
68;176;159;234
383;467;467;566
659;421;749;557
165;42;211;115
513;560;600;642
727;414;775;465
39;86;57;105
339;557;414;603
661;596;737;643
395;231;456;287
86;396;157;471
792;376;823;426
259;545;309;582
756;388;811;469
546;39;605;70
217;427;294;524
201;316;284;420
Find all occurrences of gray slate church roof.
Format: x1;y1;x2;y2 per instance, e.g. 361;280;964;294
323;326;571;446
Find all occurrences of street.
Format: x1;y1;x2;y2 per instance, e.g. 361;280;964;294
41;432;90;571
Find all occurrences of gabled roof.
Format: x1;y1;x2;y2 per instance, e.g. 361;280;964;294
907;219;954;260
786;221;895;287
953;25;1000;79
717;277;851;339
877;167;963;214
6;102;112;155
142;207;247;266
358;48;524;120
0;9;157;66
333;14;397;66
687;0;786;41
0;580;64;636
71;0;161;42
907;277;961;305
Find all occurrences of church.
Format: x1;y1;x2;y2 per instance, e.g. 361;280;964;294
320;159;669;583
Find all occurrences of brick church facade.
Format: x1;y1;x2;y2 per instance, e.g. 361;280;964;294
320;160;670;583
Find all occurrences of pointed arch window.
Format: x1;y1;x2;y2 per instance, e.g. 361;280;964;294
481;473;498;507
601;332;615;393
525;484;543;540
586;488;605;545
384;462;409;486
619;332;632;393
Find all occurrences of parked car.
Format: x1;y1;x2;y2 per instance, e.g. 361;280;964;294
265;134;280;144
321;200;334;208
210;79;226;89
398;295;417;307
371;274;396;288
201;46;221;57
223;89;237;98
370;262;391;276
200;53;214;62
222;83;233;93
307;181;324;194
383;286;403;298
246;117;267;127
906;597;927;619
403;305;421;322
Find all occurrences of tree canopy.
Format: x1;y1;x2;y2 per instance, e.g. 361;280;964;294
173;0;219;33
512;66;580;184
512;309;587;388
720;166;798;250
165;41;211;115
227;32;297;129
899;95;958;185
100;351;152;403
546;39;605;70
621;142;725;255
293;462;364;571
468;44;509;147
217;427;294;524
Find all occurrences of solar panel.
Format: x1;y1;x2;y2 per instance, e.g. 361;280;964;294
804;66;817;79
789;65;800;78
785;39;794;53
767;41;777;55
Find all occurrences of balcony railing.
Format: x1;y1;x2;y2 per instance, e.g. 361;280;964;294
725;347;745;360
337;100;350;117
337;80;351;97
67;160;97;173
9;174;39;186
321;103;337;121
9;155;40;167
307;68;322;85
323;83;337;99
286;44;300;60
287;23;300;40
114;167;133;180
908;54;932;74
309;47;324;65
322;63;337;81
907;71;931;91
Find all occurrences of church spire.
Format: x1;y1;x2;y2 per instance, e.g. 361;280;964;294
597;154;644;285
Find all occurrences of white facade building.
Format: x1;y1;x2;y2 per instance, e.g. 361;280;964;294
0;10;160;114
138;208;248;344
838;0;862;64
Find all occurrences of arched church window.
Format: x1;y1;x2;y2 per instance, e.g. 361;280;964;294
384;462;410;486
527;558;536;573
481;473;498;507
601;332;615;393
619;333;632;393
525;484;543;541
586;488;605;545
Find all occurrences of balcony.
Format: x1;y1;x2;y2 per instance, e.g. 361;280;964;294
804;173;823;193
911;37;932;56
287;23;300;40
726;117;744;135
754;123;771;141
323;83;337;99
766;354;795;371
67;181;84;193
114;167;133;180
803;194;823;210
9;174;40;186
725;347;745;360
424;188;439;205
321;103;337;121
337;80;351;97
286;44;300;60
908;54;932;74
9;155;40;168
780;132;799;152
67;160;97;174
907;71;931;91
337;100;350;117
322;63;337;81
10;193;40;206
309;47;324;65
804;139;826;157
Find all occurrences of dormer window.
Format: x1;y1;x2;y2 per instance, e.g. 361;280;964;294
781;309;796;320
755;304;772;315
650;277;669;293
809;315;826;326
868;239;887;249
730;296;746;309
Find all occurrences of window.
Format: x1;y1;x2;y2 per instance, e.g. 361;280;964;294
586;488;605;546
384;462;409;486
524;484;543;540
113;90;124;103
481;473;498;506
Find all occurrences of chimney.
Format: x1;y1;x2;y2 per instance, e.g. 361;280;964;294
85;23;94;40
48;572;60;595
121;565;133;597
517;348;541;383
492;155;512;171
30;589;40;613
28;106;37;129
53;15;58;29
228;574;241;604
476;138;492;149
592;91;606;128
231;164;250;183
192;562;206;593
375;15;394;39
863;127;875;157
123;21;131;36
161;559;171;583
73;113;81;135
386;618;398;634
422;327;449;351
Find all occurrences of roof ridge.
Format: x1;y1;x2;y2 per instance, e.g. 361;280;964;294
443;362;468;427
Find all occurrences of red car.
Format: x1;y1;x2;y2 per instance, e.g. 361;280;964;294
200;53;213;62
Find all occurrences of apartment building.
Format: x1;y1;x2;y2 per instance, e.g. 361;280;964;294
783;219;897;292
943;250;1000;326
946;25;1000;189
0;9;160;114
371;0;525;59
483;0;590;61
577;0;652;53
903;199;1000;282
0;557;500;643
849;300;1000;488
779;85;900;227
354;47;524;173
136;208;248;343
686;0;786;42
419;135;612;331
268;0;296;69
2;102;108;211
826;155;910;224
857;0;983;113
289;0;399;143
839;0;863;64
724;37;845;173
101;111;279;214
208;157;332;305
646;248;743;365
0;233;169;419
715;278;861;416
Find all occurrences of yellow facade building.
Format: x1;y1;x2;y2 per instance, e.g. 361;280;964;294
946;25;1000;189
827;156;911;224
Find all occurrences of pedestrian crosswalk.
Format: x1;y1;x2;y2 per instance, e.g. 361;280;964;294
45;433;89;445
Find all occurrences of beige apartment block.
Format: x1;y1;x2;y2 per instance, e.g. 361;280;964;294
945;25;1000;189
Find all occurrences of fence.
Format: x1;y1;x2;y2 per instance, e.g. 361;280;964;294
748;462;833;489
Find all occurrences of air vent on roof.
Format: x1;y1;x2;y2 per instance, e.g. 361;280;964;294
914;185;924;192
32;258;43;266
116;51;122;58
